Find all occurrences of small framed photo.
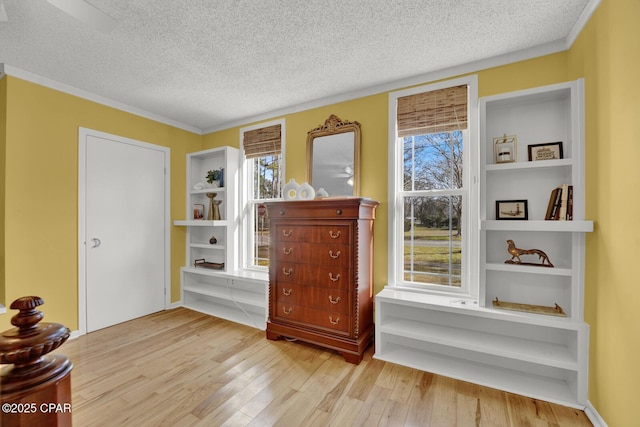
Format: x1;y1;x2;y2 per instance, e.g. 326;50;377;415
528;141;563;161
496;200;528;220
494;134;517;163
193;204;205;220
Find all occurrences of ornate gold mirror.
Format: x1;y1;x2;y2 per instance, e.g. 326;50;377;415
306;114;361;197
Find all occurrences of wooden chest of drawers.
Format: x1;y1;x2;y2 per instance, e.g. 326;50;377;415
265;198;378;364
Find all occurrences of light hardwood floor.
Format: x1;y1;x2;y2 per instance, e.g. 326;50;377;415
54;308;592;426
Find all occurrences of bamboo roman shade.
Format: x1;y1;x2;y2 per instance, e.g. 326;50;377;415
397;84;468;137
243;124;282;159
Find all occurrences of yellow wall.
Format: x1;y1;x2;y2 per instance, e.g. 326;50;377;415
2;1;637;421
568;0;640;424
0;76;201;331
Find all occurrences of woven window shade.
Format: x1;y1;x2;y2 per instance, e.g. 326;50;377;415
243;124;281;158
397;85;468;137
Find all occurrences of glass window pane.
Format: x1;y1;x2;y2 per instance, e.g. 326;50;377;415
247;153;281;269
253;154;281;199
403;195;462;287
403;131;463;191
252;202;270;267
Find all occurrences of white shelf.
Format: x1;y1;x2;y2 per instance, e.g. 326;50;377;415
190;243;225;250
485;262;572;276
481;220;593;232
190;187;226;194
374;344;582;409
375;287;588;409
379;317;577;369
174;220;229;227
376;288;581;329
183;296;265;330
485;158;572;172
183;282;265;309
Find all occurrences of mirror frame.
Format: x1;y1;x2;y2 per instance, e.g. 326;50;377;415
306;114;361;197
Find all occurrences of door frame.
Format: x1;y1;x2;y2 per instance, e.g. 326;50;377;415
78;127;171;335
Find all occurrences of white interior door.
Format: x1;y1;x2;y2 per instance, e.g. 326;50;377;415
80;129;168;332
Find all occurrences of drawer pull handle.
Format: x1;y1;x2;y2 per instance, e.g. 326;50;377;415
329;316;340;325
283;288;292;296
336;209;342;215
329;273;341;282
329;295;341;304
282;268;293;276
283;229;293;237
329;250;341;259
329;230;341;239
283;247;292;255
283;307;292;315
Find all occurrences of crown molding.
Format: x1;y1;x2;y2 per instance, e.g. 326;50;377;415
566;0;601;48
1;64;202;134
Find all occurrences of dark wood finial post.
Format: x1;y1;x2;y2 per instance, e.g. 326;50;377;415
0;296;73;426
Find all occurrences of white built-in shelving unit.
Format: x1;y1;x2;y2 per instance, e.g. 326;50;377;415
375;79;592;409
174;147;267;330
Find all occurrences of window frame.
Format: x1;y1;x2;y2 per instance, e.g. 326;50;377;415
239;118;286;273
388;75;479;297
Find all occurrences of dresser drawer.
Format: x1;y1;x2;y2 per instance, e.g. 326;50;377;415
269;200;367;220
306;287;349;314
275;283;349;314
274;282;305;306
275;263;351;290
273;303;351;335
274;224;351;244
275;242;351;267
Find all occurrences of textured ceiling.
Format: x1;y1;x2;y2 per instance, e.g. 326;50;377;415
0;0;595;133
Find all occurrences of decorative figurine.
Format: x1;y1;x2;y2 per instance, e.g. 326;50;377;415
494;134;517;163
504;239;554;267
206;193;221;220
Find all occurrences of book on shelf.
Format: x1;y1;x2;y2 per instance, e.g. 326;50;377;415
545;184;573;220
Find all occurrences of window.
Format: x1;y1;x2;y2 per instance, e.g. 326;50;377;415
389;76;478;295
240;119;285;270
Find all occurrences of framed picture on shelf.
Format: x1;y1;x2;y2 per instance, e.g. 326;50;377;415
496;200;528;220
493;134;517;163
528;141;563;161
193;204;205;220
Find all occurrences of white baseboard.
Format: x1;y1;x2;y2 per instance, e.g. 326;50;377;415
168;300;183;310
585;400;607;427
68;329;83;340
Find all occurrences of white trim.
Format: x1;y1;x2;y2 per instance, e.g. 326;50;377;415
238;118;286;272
566;0;602;48
78;127;171;335
3;64;201;134
387;75;478;297
585;400;608;427
168;300;183;310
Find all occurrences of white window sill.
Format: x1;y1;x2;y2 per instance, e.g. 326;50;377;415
379;285;478;309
